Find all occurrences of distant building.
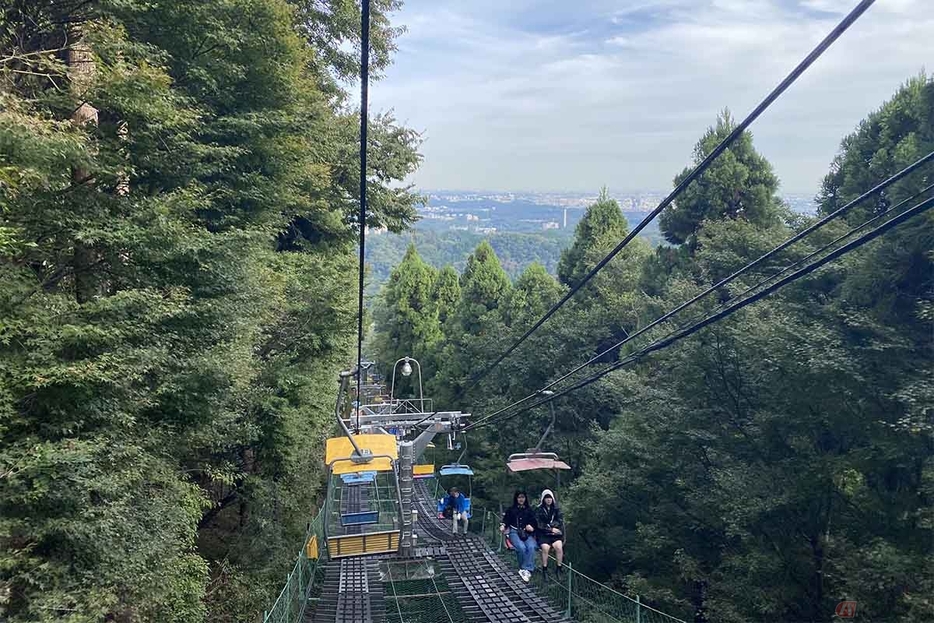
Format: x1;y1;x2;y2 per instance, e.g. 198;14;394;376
542;221;559;230
563;208;567;229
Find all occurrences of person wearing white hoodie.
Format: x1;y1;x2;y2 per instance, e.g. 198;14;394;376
535;488;565;576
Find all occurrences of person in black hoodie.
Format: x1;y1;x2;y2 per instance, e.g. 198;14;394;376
535;488;565;576
499;490;538;582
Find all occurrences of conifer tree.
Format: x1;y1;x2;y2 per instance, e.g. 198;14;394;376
375;244;441;372
433;265;461;324
660;110;783;249
558;188;630;288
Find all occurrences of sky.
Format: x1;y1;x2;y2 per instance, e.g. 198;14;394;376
369;0;931;194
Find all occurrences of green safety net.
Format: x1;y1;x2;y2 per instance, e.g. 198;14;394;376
263;509;326;623
385;575;468;623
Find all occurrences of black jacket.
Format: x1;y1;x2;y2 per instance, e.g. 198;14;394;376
535;503;564;535
502;504;537;533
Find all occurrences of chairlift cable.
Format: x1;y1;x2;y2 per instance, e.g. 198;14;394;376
461;0;879;396
466;193;934;430
355;0;371;433
465;153;933;430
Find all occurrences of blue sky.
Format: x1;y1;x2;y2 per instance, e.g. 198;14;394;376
369;0;930;194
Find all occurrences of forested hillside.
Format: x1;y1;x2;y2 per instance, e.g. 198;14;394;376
365;229;571;292
372;78;934;623
0;1;419;621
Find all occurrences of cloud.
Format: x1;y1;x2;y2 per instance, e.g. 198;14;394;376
373;0;932;193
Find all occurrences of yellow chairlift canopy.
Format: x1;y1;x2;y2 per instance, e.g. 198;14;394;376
326;434;398;474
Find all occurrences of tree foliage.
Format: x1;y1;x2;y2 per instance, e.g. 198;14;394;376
660;110;783;249
0;0;419;620
558;188;630;288
373;244;442;374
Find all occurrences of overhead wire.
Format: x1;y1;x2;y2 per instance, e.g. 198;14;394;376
464;152;934;429
466;192;934;430
461;0;879;395
355;0;371;433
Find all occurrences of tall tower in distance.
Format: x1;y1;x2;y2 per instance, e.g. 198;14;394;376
563;208;568;229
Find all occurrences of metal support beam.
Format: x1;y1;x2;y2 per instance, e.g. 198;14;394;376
335;370;370;463
411;422;451;463
398;442;415;556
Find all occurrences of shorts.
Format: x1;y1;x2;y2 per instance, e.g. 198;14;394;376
538;534;563;547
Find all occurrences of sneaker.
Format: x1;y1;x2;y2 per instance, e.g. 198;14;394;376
518;569;530;582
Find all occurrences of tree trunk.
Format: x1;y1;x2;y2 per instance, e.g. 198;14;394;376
68;33;99;304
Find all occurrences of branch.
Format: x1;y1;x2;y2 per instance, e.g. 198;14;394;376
198;485;243;530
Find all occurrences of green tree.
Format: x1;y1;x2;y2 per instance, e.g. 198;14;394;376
567;78;934;623
429;241;511;405
0;0;419;620
453;240;512;335
504;262;563;327
817;73;934;329
374;244;441;372
659;110;783;249
433;265;461;324
557;188;630;288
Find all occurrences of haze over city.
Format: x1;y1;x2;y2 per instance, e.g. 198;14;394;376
372;0;931;194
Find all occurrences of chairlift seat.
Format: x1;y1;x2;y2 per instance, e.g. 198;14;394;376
506;452;571;473
439;464;474;477
341;471;377;484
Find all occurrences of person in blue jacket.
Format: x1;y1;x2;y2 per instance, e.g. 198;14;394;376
443;487;470;535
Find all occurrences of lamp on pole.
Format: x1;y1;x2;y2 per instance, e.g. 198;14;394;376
390;356;424;408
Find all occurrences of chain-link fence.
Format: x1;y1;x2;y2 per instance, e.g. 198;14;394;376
477;509;687;623
263;510;326;623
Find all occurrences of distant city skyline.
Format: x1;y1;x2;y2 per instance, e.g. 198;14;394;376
373;0;930;194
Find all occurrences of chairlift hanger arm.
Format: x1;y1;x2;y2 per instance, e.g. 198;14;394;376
455;434;469;465
335;369;370;463
532;401;556;454
410;421;454;462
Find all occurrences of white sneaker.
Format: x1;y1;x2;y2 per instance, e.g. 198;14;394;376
519;569;530;582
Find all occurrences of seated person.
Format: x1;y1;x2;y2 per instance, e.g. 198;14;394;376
500;489;537;582
535;489;565;576
440;487;470;535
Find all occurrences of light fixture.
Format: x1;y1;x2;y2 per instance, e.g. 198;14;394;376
401;360;413;377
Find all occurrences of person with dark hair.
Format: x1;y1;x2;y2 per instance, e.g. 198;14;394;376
442;486;470;535
500;490;537;582
535;489;565;576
